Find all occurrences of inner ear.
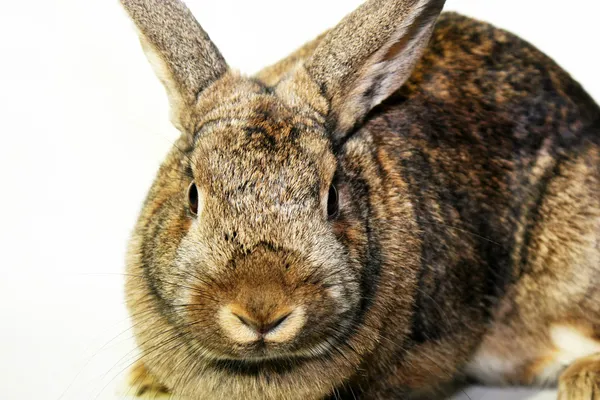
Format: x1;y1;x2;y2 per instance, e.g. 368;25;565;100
348;3;442;112
383;1;442;62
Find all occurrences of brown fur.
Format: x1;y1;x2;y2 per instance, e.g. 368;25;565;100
118;0;600;398
128;361;170;397
559;354;600;399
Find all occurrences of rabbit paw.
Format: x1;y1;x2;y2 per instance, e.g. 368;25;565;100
128;361;170;398
558;354;600;400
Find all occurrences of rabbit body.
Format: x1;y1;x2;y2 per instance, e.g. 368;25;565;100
120;1;600;398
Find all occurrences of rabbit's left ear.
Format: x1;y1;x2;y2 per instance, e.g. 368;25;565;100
120;0;228;130
301;0;445;139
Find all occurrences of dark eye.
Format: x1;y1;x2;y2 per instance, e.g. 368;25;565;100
326;184;339;219
187;181;199;216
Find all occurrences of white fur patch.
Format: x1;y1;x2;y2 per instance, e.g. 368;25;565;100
465;349;516;385
535;325;600;384
466;325;600;386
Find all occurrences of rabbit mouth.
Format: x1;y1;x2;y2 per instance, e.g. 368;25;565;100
207;353;316;376
202;324;350;373
206;308;355;363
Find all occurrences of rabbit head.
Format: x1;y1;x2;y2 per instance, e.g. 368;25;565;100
121;0;445;397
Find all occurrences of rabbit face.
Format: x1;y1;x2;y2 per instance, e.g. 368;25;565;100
141;75;361;363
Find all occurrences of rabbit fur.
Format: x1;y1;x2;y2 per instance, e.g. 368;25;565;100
118;0;600;398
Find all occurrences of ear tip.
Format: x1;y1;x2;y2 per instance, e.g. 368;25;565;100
415;0;447;25
421;0;447;13
413;0;446;15
119;0;146;16
119;0;141;10
119;0;186;15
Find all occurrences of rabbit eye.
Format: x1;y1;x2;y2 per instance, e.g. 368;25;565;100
187;181;199;216
327;184;339;219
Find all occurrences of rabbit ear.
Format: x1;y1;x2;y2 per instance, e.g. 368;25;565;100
120;0;228;130
302;0;445;139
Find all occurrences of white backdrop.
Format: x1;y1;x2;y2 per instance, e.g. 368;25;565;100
0;0;598;399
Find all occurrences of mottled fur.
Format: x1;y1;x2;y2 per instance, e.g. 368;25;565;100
119;0;600;399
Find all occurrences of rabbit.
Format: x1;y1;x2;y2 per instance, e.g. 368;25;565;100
118;0;600;398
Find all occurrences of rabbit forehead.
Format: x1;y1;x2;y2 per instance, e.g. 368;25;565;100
190;82;336;201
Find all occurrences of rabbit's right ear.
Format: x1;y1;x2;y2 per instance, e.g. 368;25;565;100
120;0;228;130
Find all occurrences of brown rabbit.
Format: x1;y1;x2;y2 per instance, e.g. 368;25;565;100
119;0;600;398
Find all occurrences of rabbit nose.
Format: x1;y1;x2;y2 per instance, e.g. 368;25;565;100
234;312;291;335
218;304;306;344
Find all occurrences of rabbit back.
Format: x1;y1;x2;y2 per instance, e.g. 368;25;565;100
345;12;600;389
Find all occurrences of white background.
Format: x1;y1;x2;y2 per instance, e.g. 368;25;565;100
0;0;598;399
